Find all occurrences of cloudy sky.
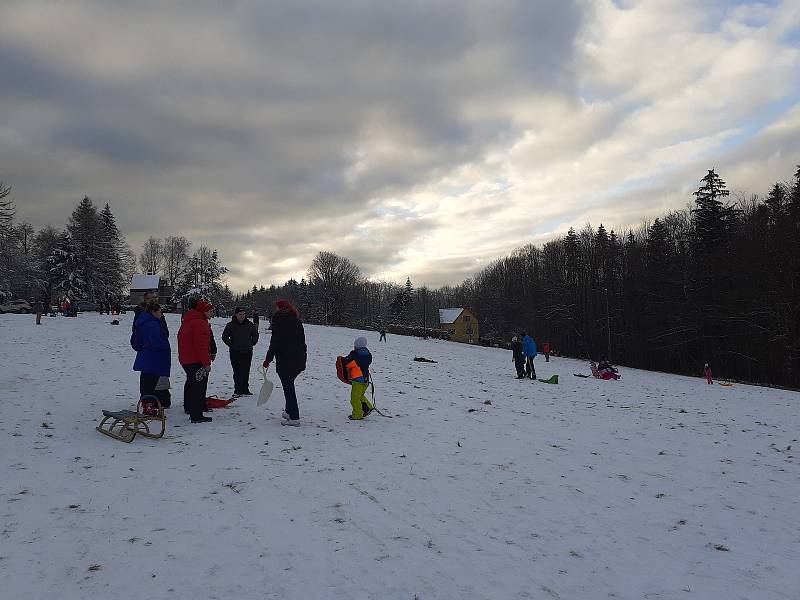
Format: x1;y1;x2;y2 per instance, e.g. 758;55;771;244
2;1;799;291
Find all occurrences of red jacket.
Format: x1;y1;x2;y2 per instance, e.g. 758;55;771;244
543;342;550;353
178;309;212;367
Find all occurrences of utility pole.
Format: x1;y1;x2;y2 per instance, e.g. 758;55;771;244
604;287;611;361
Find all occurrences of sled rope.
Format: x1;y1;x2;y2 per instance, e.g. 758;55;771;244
367;374;392;418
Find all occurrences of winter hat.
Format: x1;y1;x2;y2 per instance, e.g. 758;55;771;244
196;300;214;314
354;336;367;349
512;336;518;342
234;306;246;314
275;298;300;318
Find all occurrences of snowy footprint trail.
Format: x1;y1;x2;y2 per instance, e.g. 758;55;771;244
1;313;798;599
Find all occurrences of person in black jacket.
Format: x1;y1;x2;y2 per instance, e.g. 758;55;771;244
511;336;525;379
133;291;169;336
222;306;259;396
262;299;306;426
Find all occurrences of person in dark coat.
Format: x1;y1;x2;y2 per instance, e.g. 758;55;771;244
178;300;214;423
252;309;260;328
32;297;45;325
511;336;525;379
379;329;387;342
132;303;172;410
222;306;259;396
133;290;169;337
262;299;306;426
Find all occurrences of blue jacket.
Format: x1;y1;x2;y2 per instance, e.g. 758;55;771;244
522;336;537;358
343;347;372;383
133;311;172;376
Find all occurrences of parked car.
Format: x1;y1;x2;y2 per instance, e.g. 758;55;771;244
0;299;32;314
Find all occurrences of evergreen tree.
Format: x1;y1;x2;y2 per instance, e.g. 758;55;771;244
99;203;125;298
692;168;735;251
48;231;85;300
66;196;105;300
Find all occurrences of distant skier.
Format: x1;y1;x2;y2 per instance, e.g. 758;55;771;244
511;336;525;379
262;299;307;426
542;341;551;362
222;306;259;396
342;337;375;420
521;333;537;379
133;302;172;412
379;329;387;342
703;363;713;385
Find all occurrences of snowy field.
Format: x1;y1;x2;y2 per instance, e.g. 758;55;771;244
1;312;799;600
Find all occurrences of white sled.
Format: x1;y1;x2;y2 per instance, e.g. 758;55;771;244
257;366;274;406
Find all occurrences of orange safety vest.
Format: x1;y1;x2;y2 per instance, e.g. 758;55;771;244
345;359;364;381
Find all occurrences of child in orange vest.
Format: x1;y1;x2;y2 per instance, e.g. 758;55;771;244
343;337;374;420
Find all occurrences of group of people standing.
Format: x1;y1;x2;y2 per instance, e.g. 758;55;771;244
510;334;539;379
131;292;308;426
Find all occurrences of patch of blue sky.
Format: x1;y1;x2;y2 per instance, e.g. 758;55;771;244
714;92;800;155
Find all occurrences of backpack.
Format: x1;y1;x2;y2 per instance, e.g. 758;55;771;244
130;328;144;352
335;356;349;384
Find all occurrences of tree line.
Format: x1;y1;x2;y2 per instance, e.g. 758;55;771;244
236;166;800;387
4;164;798;386
0;192;133;305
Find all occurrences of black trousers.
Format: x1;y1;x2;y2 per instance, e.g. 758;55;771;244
525;357;536;379
514;357;525;378
182;363;209;418
278;371;300;420
139;372;171;407
230;350;253;393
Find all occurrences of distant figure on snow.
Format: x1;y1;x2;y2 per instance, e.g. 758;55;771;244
511;336;525;379
542;341;551;362
703;363;713;385
252;309;260;329
521;333;537;379
32;297;45;325
262;299;307;426
222;306;259;397
379;329;387;342
343;337;374;420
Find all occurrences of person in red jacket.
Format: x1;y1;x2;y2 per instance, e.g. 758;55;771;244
542;341;551;362
178;300;214;423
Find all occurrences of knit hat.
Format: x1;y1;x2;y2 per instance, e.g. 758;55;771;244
196;300;214;314
275;298;299;318
234;306;245;314
512;336;518;342
354;336;367;349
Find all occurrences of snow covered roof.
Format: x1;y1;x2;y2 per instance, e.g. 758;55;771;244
130;274;161;291
438;308;465;324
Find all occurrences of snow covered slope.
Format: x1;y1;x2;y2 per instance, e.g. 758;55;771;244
1;313;798;600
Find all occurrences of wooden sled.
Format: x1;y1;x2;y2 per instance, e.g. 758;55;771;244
96;395;166;443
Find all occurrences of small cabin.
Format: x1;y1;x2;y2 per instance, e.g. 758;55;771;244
129;274;173;306
438;308;479;344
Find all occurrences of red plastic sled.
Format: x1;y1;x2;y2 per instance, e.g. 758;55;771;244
206;396;234;409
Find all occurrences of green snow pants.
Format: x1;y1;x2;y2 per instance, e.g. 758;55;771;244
350;381;373;419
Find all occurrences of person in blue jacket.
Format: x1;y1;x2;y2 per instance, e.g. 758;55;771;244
343;336;374;420
133;302;172;410
521;332;537;380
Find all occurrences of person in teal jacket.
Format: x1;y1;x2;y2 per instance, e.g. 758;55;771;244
522;333;537;379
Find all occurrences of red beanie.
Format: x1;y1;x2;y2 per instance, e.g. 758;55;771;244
275;298;299;318
196;300;214;314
